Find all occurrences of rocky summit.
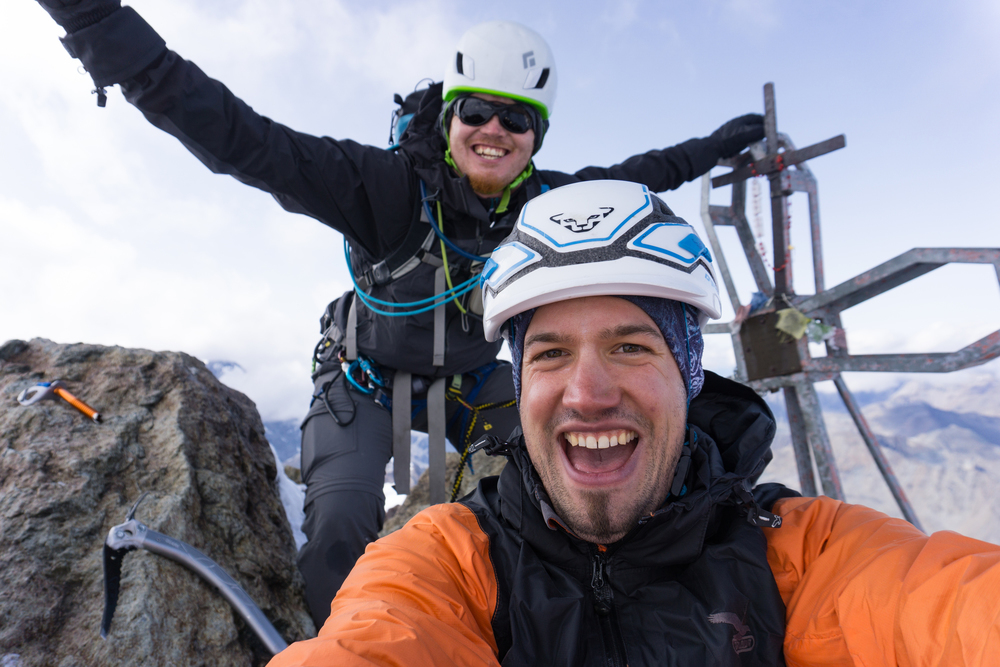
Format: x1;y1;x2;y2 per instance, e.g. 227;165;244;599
0;339;314;667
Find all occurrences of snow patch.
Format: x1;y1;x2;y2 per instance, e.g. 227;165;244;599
270;443;307;550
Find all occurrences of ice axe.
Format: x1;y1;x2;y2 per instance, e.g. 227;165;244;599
102;493;288;655
17;380;102;422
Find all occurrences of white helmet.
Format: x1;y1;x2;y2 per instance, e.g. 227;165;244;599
481;180;722;342
443;20;557;119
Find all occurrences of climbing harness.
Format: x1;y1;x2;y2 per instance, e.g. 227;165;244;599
333;179;499;502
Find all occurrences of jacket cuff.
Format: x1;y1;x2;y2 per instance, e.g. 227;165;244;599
60;6;167;87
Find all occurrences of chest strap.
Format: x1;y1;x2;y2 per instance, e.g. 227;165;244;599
353;206;436;292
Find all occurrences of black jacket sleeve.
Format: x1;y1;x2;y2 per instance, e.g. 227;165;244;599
62;7;414;257
573;136;725;193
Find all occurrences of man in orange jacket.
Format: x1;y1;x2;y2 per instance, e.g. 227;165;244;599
270;180;1000;666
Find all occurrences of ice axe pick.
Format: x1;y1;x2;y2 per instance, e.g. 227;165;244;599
102;493;288;655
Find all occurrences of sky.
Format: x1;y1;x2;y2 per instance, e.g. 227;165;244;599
3;0;1000;422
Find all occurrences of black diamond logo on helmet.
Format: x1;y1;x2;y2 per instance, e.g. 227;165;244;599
550;207;614;233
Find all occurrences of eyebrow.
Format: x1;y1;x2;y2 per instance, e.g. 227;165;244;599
524;323;664;349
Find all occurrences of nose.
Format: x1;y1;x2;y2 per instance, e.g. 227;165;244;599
561;351;621;416
477;114;508;136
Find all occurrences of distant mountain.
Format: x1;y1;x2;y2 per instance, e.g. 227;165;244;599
264;418;301;464
206;360;245;377
758;373;1000;543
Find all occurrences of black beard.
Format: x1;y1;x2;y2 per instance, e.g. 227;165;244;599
565;489;626;544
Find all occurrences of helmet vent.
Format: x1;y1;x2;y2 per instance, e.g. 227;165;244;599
455;52;474;79
523;67;550;91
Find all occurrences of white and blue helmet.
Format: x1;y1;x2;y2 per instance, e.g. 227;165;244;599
481;180;722;342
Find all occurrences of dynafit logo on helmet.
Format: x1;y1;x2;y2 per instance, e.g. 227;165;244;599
549;207;614;233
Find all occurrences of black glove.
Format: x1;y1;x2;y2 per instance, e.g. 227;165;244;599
36;0;121;33
710;113;765;159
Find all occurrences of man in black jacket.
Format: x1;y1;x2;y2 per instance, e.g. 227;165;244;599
35;1;765;626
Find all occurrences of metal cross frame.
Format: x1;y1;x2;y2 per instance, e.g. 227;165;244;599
701;83;1000;530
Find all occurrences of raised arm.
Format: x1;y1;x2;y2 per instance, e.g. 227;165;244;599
574;114;764;193
766;496;1000;666
34;0;415;256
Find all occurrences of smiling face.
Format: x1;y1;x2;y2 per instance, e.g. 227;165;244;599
447;93;536;198
519;296;688;544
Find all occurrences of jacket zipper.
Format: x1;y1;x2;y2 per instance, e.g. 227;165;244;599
591;551;628;667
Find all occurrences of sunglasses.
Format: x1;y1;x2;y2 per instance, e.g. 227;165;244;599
452;96;535;134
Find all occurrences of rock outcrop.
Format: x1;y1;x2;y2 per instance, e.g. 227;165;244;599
0;339;314;667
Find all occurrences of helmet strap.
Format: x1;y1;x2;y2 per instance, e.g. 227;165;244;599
444;146;459;172
495;163;534;214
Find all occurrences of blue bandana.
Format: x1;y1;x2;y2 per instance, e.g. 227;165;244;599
507;296;704;406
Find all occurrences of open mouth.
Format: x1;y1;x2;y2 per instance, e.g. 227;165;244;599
563;430;638;476
473;145;509;160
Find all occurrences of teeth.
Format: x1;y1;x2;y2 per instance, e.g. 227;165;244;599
565;430;637;449
474;145;507;158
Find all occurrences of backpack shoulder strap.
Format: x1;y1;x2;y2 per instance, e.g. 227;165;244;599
352;185;437;291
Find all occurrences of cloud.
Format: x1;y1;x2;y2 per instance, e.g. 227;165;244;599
126;0;462;120
595;0;643;33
